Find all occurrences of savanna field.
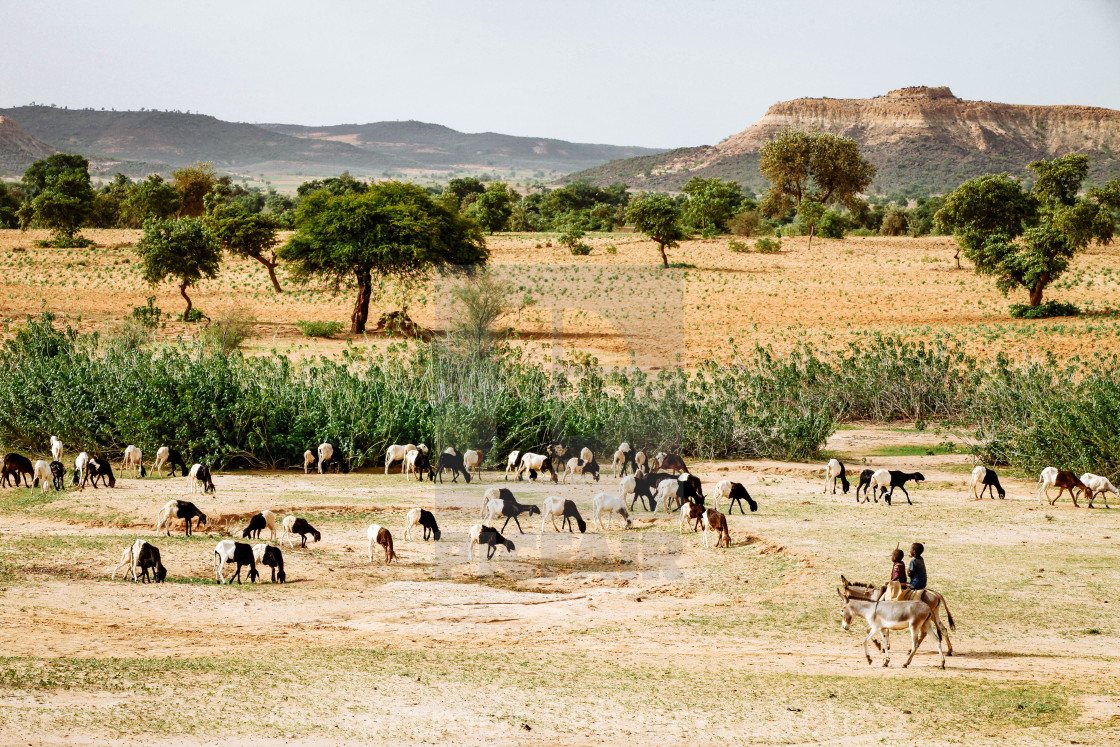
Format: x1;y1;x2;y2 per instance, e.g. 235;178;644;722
1;227;1119;745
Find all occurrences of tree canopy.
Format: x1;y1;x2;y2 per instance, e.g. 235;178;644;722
936;155;1120;307
626;193;687;268
465;182;518;234
208;203;284;292
17;155;95;245
280;181;487;333
121;174;182;227
135;217;222;320
681;177;744;235
759;130;876;221
171;161;218;217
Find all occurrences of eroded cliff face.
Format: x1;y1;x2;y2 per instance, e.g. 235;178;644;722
573;87;1120;193
0;116;57;174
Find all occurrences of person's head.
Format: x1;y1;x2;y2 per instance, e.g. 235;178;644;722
910;542;924;558
891;548;904;563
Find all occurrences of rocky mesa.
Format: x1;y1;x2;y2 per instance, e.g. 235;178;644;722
572;87;1120;194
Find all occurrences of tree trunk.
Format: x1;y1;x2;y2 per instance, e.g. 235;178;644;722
1028;274;1049;307
954;247;961;270
659;242;669;268
807;224;815;251
351;268;372;334
179;281;193;321
255;253;283;293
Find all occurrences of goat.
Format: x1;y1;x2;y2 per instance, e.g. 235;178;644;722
214;539;258;584
153;446;187;477
252;543;285;582
870;469;924;505
50;435;63;463
366;523;397;563
592;492;633;530
112;540;167;582
467;523;515;560
242;510;277;540
504;450;521;480
712;480;757;514
619;471;673;512
436;448;471;483
679;499;705;534
1080;473;1118;509
562;456;600;483
82;457;116;489
404;448;435;481
968;465;1005;500
49;460;65;491
32;459;54;495
540;495;587;533
404;507;441;541
855;468;876;502
156;499;207;536
188;463;216;494
515;453;557;483
316;442;334;474
281;515;321;548
655;478;682;513
121;445;146;478
2;453;35;488
824;459;850;494
482;493;540;535
1037;467;1088;507
579;446;593;463
656;453;688;474
71;451;89;487
634;450;647;473
612;442;636;476
463;449;484;482
384;443;418;474
656;473;702;513
302;449;317;474
702;509;732;548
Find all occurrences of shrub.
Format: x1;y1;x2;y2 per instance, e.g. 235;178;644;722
728;208;761;236
727;238;750;253
817;210;847;239
131;296;163;331
296;320;345;338
35;236;95;249
1008;301;1081;319
879;207;909;236
754;237;782;254
200;308;256;353
183;308;208;323
559;226;592;255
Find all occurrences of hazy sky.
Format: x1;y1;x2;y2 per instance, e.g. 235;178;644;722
2;0;1118;147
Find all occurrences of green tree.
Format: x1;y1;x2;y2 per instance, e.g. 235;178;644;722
172;161;218;217
442;177;486;211
933;173;1034;268
280;181;487;333
937;155;1120;307
208;203;284;292
296;171;368;198
0;181;24;228
465;182;517;234
681;177;743;235
18;157;96;245
135;218;222;320
121;174;182;227
797;199;826;249
626;193;687;268
759;130;876;224
449;270;514;355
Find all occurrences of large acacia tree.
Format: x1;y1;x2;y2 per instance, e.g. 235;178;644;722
937;155;1120;307
759;130;876;246
135;217;222;320
281;181;487;333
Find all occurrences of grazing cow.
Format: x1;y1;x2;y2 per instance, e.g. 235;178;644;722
824;459;850;494
252;543;286;582
436;448;471;483
156;499;207;536
281;516;321;548
713;480;757;514
1036;467;1088;507
366;523;398;564
214;540;258;584
111;540;167;583
968;465;1006;500
2;453;35;488
540;496;587;533
188;464;216;494
403;508;441;541
702;509;732;548
467;524;515;560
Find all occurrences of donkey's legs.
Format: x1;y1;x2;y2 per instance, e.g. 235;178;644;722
928;619;946;669
903;621;926;667
881;629;891;667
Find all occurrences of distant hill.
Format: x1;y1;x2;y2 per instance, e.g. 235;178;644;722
0;115;57;175
570;87;1120;195
0;106;665;179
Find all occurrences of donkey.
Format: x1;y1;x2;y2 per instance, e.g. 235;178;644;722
840;575;955;656
839;587;945;669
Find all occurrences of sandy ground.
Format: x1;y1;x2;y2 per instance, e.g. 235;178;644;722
1;426;1118;744
2;229;1119;366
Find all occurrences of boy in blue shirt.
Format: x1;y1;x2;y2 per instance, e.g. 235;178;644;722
908;542;927;590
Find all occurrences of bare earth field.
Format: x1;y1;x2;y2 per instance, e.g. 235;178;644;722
2;229;1120;743
2;229;1119;366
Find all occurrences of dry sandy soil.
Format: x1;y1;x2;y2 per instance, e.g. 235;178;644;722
2;229;1119;366
1;426;1119;745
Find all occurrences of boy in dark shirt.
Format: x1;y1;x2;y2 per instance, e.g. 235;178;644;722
890;548;908;584
908;542;927;590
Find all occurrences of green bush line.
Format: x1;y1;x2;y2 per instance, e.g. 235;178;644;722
0;315;1116;479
